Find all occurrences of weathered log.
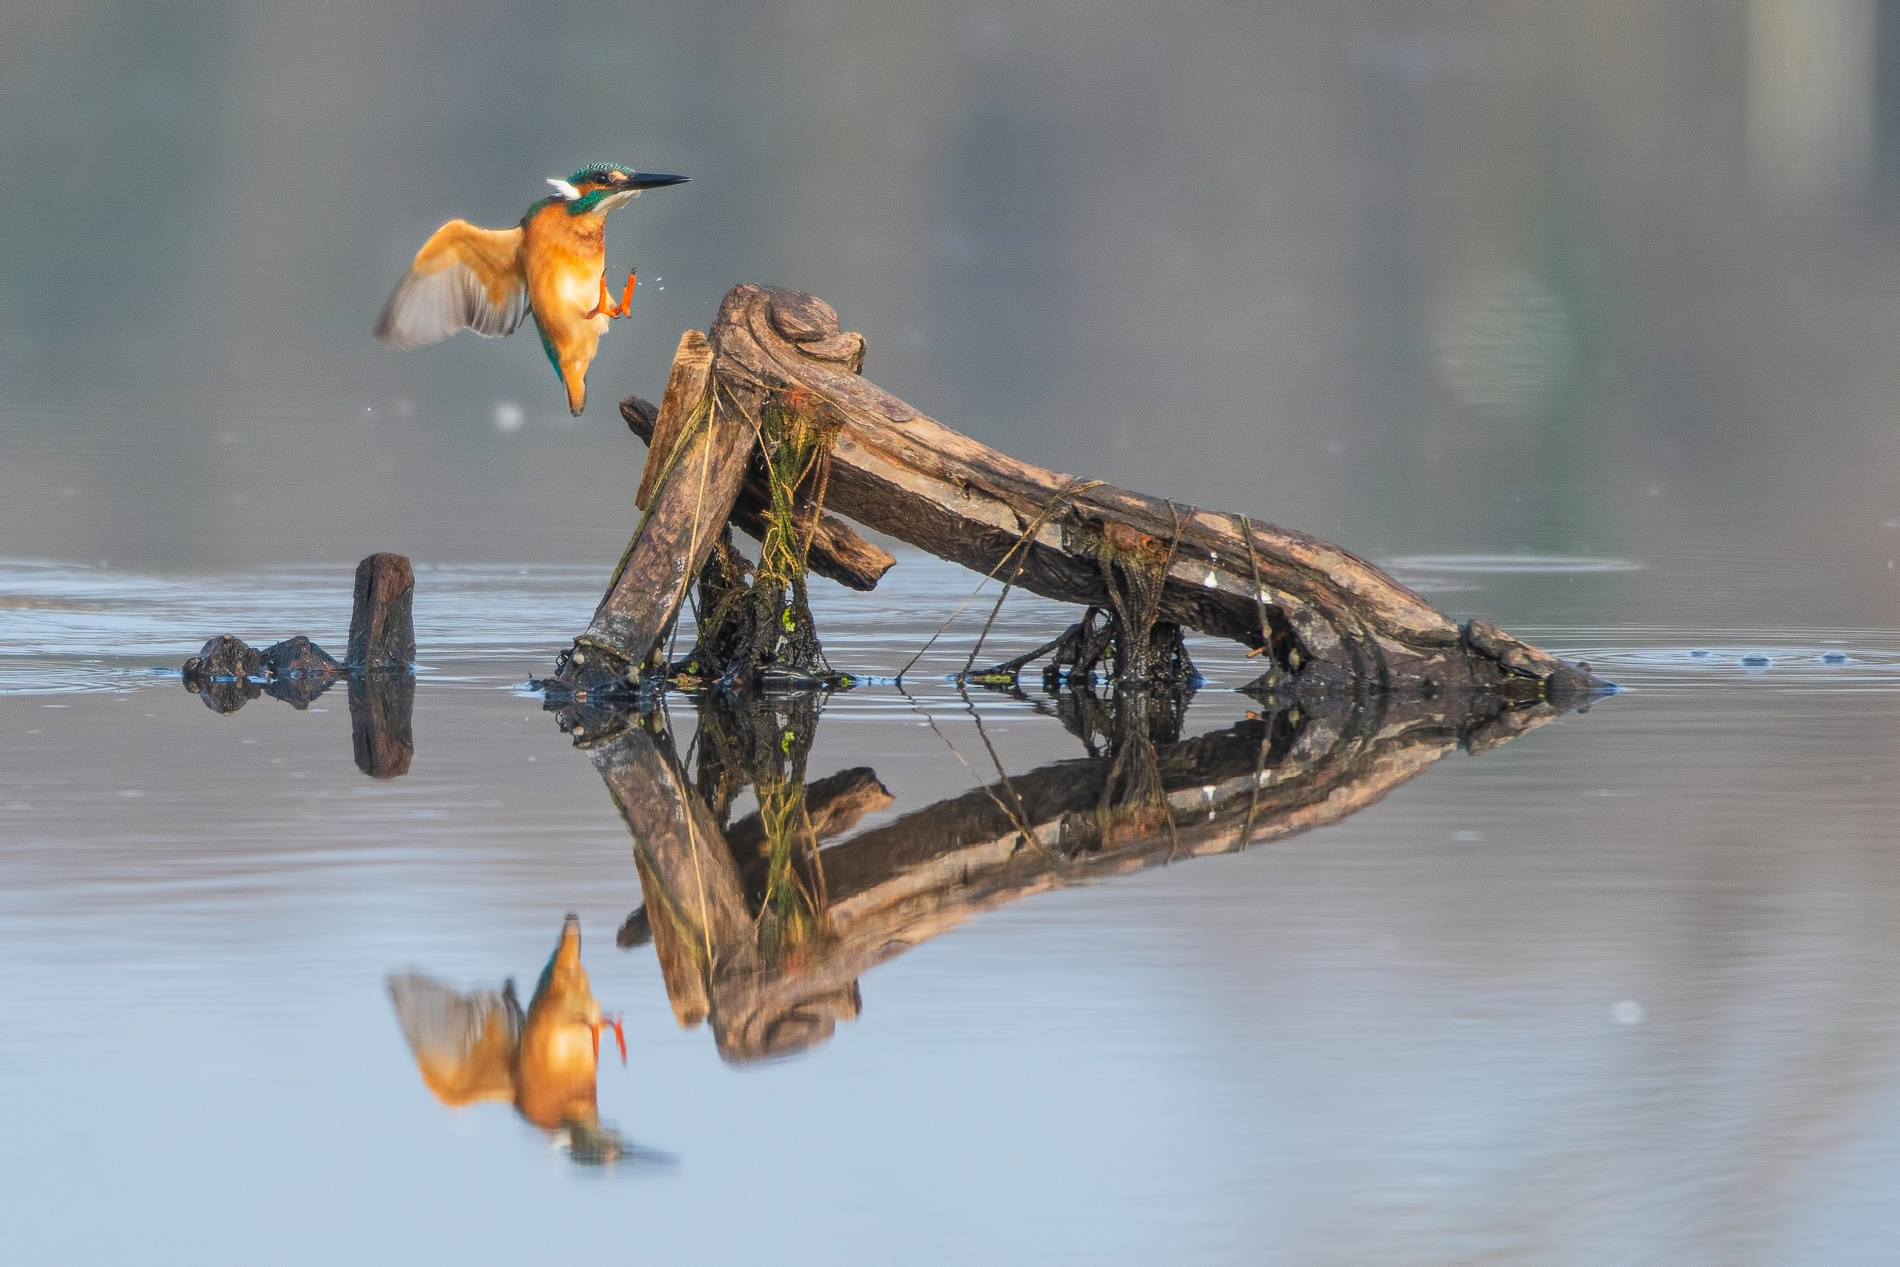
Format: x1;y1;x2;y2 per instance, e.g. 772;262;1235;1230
347;553;416;670
647;284;1605;699
631;331;715;513
568;335;757;680
624;394;895;592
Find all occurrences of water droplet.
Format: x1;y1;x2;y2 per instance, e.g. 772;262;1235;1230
1613;1000;1643;1024
1821;651;1849;664
1689;648;1710;657
1740;653;1771;666
493;401;525;433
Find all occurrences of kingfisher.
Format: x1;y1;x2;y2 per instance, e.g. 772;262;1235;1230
375;164;689;416
387;914;633;1164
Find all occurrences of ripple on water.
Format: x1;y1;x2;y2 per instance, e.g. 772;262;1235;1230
1384;554;1646;575
0;560;607;692
1381;554;1645;595
1534;632;1900;690
0;555;1072;695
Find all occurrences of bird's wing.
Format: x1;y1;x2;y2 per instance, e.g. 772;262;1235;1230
374;220;529;348
387;972;522;1107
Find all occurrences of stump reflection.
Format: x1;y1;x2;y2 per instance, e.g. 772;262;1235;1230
578;682;1579;1065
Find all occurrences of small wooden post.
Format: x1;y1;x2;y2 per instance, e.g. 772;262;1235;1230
347;553;416;670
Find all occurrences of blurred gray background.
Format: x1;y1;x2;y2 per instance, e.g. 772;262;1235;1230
4;0;1900;627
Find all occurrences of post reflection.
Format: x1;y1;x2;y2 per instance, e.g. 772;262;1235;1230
568;680;1582;1065
386;914;663;1168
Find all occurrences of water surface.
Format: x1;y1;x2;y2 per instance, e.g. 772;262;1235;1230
4;556;1900;1263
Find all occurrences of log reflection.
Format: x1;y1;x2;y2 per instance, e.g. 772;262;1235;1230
577;683;1579;1065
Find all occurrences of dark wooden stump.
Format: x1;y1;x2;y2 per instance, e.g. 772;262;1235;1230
347;553;416;670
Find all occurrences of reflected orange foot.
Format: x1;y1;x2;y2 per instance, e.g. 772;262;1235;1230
592;1015;628;1064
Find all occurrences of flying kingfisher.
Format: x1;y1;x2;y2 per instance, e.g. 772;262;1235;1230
375;164;689;416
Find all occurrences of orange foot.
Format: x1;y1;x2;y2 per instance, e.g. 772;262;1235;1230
592;1014;628;1064
585;270;636;319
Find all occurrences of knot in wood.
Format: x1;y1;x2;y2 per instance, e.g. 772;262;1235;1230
1099;520;1166;564
765;291;843;342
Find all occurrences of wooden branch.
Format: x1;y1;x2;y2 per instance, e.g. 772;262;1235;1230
573;339;756;674
623;395;895;592
659;284;1604;699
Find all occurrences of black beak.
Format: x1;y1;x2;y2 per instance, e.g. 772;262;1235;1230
629;172;689;190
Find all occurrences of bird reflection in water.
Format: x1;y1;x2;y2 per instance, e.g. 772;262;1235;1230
387;914;661;1167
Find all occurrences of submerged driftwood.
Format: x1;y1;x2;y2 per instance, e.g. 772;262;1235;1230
556;285;1606;701
576;678;1577;1063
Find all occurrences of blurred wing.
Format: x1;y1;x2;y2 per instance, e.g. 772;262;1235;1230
374;220;528;348
387;973;522;1107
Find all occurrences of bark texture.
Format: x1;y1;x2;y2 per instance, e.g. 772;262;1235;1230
623;394;895;592
347;553;416;670
620;284;1608;699
570;337;758;680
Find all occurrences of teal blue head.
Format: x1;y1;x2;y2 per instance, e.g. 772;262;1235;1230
545;164;690;215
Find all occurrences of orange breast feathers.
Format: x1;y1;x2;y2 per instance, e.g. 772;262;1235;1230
522;203;610;322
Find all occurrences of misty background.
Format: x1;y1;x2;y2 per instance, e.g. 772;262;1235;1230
4;1;1900;630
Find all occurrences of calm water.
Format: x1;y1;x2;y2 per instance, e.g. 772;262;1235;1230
1;555;1898;1263
10;2;1900;1261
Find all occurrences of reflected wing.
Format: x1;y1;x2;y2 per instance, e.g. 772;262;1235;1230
374;220;528;348
387;973;522;1107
